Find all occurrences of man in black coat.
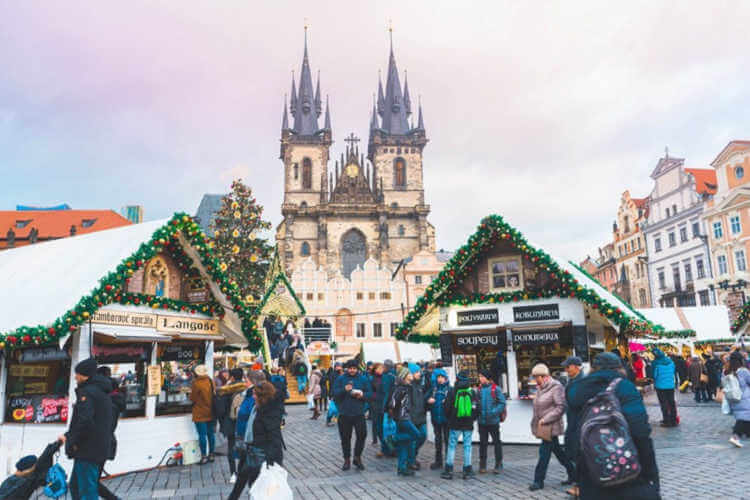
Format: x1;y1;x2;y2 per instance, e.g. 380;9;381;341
96;366;126;500
60;358;113;500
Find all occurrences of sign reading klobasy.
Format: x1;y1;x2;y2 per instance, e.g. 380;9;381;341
157;316;219;335
456;308;500;327
512;304;560;322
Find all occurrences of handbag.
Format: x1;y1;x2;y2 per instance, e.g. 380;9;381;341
245;445;267;469
536;421;552;442
700;373;709;384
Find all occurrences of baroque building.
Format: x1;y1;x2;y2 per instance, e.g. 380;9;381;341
612;190;651;307
275;32;436;280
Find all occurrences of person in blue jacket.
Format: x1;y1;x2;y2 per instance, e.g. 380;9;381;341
377;359;397;457
427;368;451;469
651;348;677;427
333;359;373;471
477;370;506;474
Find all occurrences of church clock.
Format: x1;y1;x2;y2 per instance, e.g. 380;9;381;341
345;162;359;178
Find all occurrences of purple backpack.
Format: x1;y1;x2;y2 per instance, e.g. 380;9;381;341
579;378;641;487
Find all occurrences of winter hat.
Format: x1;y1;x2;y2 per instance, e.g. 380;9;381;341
74;358;97;377
479;369;493;380
229;368;244;381
408;362;420;374
16;455;37;472
531;364;550;377
194;364;209;377
456;370;470;384
344;359;359;369
433;368;448;380
561;356;583;367
592;352;622;371
384;359;394;370
398;366;411;381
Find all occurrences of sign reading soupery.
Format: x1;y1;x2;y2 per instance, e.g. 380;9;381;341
451;331;506;353
92;310;219;336
456;308;500;327
512;304;560;322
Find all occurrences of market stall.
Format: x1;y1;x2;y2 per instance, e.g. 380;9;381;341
397;214;666;444
0;214;259;475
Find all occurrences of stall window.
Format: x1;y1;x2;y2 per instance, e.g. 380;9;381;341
93;341;150;418
489;257;523;291
5;347;71;424
156;344;205;416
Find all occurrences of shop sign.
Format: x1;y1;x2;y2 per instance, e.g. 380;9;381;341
92;310;157;328
159;344;204;362
92;345;148;363
456;308;499;327
9;364;50;378
19;347;69;363
512;304;559;322
8;395;69;423
513;331;560;345
438;334;453;364
452;331;506;354
306;341;332;355
147;364;162;396
157;316;219;335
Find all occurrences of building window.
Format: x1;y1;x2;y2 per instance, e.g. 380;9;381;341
698;290;710;306
373;323;383;338
666;208;670;218
696;257;705;279
285;251;293;260
731;215;742;235
380;292;392;300
692;222;700;238
393;157;407;188
638;288;647;307
414;275;423;285
318;293;324;301
718;255;728;275
657;269;666;289
302;157;312;189
672;204;677;215
736;166;744;179
390;322;399;337
301;241;311;256
356;323;366;338
654;237;662;253
398;225;405;236
679;226;688;243
341;229;367;279
356;292;363;300
668;232;676;247
81;218;97;228
672;264;681;291
293;163;299;180
368;292;376;300
637;237;642;250
306;293;314;300
713;221;723;239
489;257;523;291
684;262;693;283
736;249;747;272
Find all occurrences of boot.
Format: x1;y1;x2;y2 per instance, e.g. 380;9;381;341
353;456;365;471
440;465;453;480
462;465;475;480
342;458;351;471
479;461;487;474
529;481;544;491
429;461;442;470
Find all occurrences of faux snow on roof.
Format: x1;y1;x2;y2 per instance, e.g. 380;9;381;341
637;306;731;341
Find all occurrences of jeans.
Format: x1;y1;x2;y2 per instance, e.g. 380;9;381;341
411;423;427;460
534;436;574;484
194;421;216;456
227;457;284;500
656;389;677;424
394;420;424;471
432;422;450;463
227;432;238;474
694;386;709;402
338;414;367;459
478;424;503;468
445;429;472;468
371;410;383;443
297;374;307;393
70;459;100;500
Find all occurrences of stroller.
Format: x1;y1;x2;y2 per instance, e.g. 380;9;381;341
0;440;65;500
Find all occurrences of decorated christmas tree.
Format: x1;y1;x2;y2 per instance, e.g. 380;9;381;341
211;179;273;303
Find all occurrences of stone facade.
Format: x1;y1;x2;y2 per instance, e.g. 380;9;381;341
612;190;652;307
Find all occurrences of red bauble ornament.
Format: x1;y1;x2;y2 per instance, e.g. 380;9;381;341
48;327;55;334
134;298;140;304
22;335;31;343
105;284;113;291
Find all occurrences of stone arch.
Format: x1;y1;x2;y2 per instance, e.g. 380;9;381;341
341;228;367;279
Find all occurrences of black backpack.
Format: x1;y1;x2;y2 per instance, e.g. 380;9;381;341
579;378;641;488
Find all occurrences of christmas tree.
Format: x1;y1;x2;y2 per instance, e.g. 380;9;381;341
211;179;273;303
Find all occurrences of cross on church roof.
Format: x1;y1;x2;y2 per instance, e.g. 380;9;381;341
344;133;360;147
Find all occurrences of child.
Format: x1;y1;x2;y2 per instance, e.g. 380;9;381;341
477;370;506;474
0;440;63;499
441;370;478;480
427;368;451;470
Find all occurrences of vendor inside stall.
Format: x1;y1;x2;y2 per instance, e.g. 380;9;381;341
4;346;70;424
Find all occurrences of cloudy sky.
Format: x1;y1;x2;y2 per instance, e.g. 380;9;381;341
2;1;750;260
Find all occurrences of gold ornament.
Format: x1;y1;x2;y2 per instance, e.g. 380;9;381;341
220;262;228;272
231;201;239;209
215;229;221;236
250;254;258;263
232;229;240;238
232;245;240;254
233;211;241;219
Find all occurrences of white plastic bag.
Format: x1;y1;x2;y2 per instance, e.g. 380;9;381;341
722;395;732;415
306;393;314;409
250;463;293;500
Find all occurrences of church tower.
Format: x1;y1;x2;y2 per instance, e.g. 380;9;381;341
278;28;332;271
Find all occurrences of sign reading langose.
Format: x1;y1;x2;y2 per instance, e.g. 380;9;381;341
157;315;219;335
456;308;500;327
512;304;560;322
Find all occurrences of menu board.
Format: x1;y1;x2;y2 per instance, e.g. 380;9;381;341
9;364;50;378
159;344;204;362
573;325;590;362
8;395;69;423
439;334;453;364
147;364;162;396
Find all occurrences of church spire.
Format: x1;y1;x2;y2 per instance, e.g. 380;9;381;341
417;96;425;131
292;26;320;135
324;95;331;130
379;34;410;135
282;95;289;131
314;71;322;117
289;72;297;115
403;70;411;117
370;95;379;131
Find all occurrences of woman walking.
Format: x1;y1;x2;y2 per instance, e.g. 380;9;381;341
528;364;575;491
227;381;285;500
308;365;323;419
726;351;750;448
689;356;708;402
389;367;423;476
190;364;215;465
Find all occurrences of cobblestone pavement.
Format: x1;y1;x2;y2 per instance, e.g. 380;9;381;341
46;389;748;499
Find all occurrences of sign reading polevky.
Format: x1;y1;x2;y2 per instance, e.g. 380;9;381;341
456;308;500;327
512;304;560;322
157;315;219;335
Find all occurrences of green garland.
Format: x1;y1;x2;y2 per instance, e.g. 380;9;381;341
251;272;306;318
658;329;696;339
731;302;750;333
695;337;740;347
397;214;663;343
1;213;263;352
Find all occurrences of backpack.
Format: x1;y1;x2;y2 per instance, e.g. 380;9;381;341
43;463;67;499
579;378;641;488
490;384;508;423
724;372;743;404
454;388;474;418
297;364;306;376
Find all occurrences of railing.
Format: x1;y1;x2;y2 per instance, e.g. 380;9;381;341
303;327;332;345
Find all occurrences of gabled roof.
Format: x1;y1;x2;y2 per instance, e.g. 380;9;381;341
0;210;131;249
685;168;718;195
710;140;750;167
398;214;663;343
0;214;261;351
650;155;685;179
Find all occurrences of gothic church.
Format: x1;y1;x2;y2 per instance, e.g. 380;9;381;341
276;31;436;278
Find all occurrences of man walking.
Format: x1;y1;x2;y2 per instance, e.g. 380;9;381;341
326;362;344;427
477;370;506;474
333;360;373;471
61;358;113;500
427;368;451;470
562;356;584;496
377;359;397;457
407;364;427;468
652;348;678;426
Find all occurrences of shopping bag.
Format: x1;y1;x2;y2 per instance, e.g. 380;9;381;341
327;400;339;420
306;393;314;409
249;463;293;500
383;413;397;447
679;380;690;393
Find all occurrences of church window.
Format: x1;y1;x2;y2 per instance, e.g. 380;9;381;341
144;256;169;298
293;163;299;180
398;225;405;236
397;147;402;154
393;158;407;188
301;241;311;256
300;201;308;209
489;256;523;292
285;251;293;260
306;293;314;300
341;229;366;279
380;292;392;300
302;158;312;189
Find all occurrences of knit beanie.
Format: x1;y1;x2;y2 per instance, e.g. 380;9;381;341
398;366;411;381
408;362;420;374
16;455;37;472
479;369;492;380
75;358;97;377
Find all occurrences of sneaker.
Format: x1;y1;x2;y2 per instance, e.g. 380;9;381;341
429;462;442;470
440;466;453;480
229;473;237;484
529;481;544;491
729;436;743;448
397;469;416;477
492;464;502;474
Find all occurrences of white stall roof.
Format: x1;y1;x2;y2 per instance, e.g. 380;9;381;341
398;341;435;363
362;342;398;363
637;306;731;341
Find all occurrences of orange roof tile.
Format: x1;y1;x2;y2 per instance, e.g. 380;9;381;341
685;168;718;195
0;210;132;249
